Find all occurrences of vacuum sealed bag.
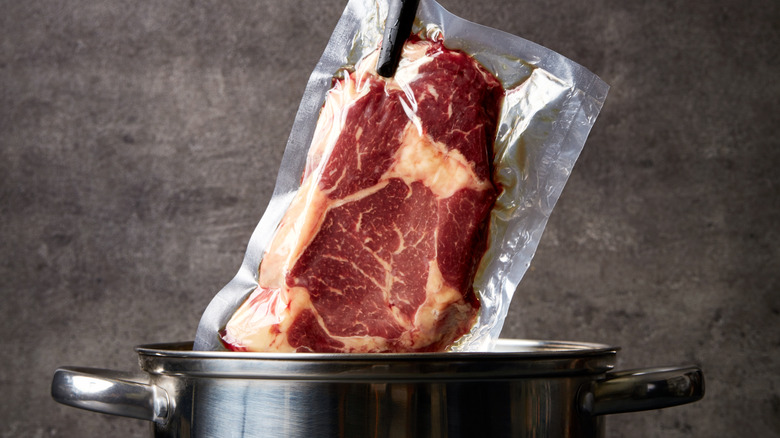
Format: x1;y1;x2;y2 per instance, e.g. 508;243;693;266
194;0;608;352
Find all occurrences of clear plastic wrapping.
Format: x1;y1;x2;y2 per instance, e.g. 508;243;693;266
194;0;608;352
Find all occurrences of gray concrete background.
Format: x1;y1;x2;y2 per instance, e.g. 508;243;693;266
1;0;777;436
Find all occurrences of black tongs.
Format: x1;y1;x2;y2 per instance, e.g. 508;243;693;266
376;0;421;78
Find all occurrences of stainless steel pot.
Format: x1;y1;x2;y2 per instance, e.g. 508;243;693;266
51;340;703;438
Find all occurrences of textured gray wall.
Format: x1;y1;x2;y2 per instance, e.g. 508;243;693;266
1;0;778;437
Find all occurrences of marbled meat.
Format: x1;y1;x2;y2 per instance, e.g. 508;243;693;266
222;36;503;352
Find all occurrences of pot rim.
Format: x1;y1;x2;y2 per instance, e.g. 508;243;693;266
136;339;618;359
135;339;620;381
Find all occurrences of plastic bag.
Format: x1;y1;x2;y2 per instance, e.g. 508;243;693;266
194;0;608;352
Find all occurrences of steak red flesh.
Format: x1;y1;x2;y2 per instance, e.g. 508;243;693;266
223;37;503;352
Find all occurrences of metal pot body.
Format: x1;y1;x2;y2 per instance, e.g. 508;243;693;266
51;340;704;438
156;373;602;438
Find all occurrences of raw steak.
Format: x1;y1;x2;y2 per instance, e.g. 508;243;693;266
222;36;503;352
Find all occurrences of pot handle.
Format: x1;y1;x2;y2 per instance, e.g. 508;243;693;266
579;365;704;416
51;366;170;423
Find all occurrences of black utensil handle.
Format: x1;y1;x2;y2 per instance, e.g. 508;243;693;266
376;0;420;78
